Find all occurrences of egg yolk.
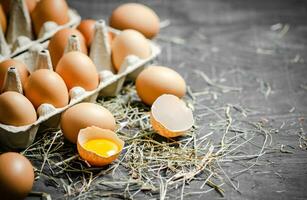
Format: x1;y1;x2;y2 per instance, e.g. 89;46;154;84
83;139;119;157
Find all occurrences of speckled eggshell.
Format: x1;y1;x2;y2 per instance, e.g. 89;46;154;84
48;28;88;68
24;69;69;108
0;59;29;91
31;0;69;36
110;3;160;39
56;51;99;91
0;91;37;126
0;152;34;200
111;29;151;72
136;66;186;105
60;103;116;143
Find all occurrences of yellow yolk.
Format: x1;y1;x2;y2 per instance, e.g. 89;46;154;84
83;139;119;157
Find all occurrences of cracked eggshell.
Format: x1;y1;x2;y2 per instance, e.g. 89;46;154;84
48;28;88;68
136;66;186;105
77;126;124;167
56;51;99;91
0;152;34;200
24;69;69;109
111;29;150;72
0;91;37;126
150;94;194;138
0;59;29;91
60;102;116;144
110;3;160;39
31;0;69;36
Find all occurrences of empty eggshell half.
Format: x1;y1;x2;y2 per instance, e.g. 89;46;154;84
77;126;124;167
150;94;194;138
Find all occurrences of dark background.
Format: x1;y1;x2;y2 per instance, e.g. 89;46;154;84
31;0;307;199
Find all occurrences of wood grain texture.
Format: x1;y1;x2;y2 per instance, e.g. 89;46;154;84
27;0;307;199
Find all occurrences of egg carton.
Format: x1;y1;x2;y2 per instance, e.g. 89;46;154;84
0;20;161;149
0;0;81;60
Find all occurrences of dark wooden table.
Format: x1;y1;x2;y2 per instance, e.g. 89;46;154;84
29;0;307;199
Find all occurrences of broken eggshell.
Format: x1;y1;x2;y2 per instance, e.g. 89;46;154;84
0;20;160;150
77;126;124;167
150;94;194;138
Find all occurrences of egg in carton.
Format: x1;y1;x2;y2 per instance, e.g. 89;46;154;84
0;0;80;60
0;20;160;149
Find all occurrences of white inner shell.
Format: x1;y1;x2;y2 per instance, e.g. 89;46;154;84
151;94;194;132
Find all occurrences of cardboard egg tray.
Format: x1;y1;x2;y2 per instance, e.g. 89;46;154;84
0;20;161;149
0;0;80;60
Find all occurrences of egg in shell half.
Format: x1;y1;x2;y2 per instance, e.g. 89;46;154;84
77;126;124;167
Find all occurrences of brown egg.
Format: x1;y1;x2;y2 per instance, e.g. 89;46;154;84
24;69;69;108
0;91;37;126
110;3;160;39
112;29;151;71
0;0;10;16
0;152;34;200
77;19;114;48
26;0;38;14
77;19;95;48
136;66;186;105
48;28;88;67
56;51;99;91
60;102;116;143
0;4;7;33
0;59;29;90
31;0;69;36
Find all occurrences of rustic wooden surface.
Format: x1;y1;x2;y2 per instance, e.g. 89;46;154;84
28;0;307;199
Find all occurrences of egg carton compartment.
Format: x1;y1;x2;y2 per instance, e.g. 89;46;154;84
0;0;80;60
0;20;160;149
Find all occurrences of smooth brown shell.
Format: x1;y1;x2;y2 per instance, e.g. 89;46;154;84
48;28;88;68
0;152;34;200
24;69;69;108
110;3;160;39
111;29;151;71
0;91;37;126
136;66;186;105
0;0;10;16
56;51;99;91
77;19;96;47
77;19;114;48
26;0;38;14
60;103;116;143
31;0;69;36
0;59;29;90
0;4;7;33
